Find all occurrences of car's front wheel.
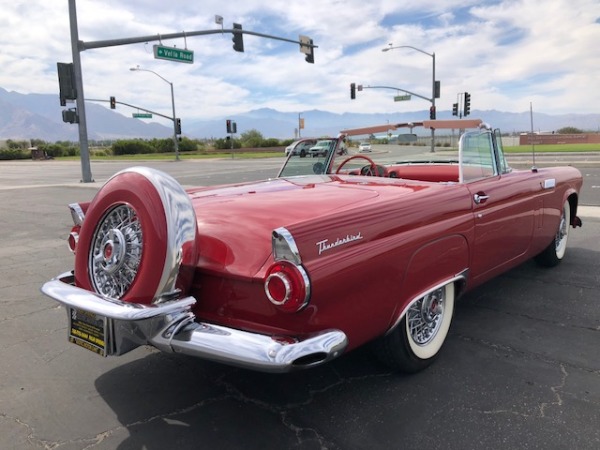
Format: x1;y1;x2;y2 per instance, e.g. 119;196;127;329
373;283;455;373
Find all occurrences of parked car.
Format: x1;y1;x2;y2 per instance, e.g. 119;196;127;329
284;138;317;157
358;142;372;152
308;139;335;157
42;119;583;374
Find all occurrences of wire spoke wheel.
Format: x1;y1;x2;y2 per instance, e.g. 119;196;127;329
89;204;143;299
554;203;569;258
406;287;445;346
373;283;455;373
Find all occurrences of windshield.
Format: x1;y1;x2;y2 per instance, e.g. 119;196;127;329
278;138;339;177
277;120;502;184
279;134;458;179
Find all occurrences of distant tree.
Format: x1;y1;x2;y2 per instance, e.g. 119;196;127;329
151;138;174;153
214;138;241;150
261;138;281;147
177;137;197;152
557;127;584;134
30;138;48;147
6;139;28;149
240;129;264;148
112;139;155;155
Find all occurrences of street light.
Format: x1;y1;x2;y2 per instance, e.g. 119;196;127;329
382;44;437;152
129;66;180;160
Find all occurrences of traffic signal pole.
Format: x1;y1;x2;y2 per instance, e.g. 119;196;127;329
86;98;175;120
68;0;93;182
382;45;437;152
66;0;317;183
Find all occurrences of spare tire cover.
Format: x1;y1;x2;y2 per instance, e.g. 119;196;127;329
74;167;197;304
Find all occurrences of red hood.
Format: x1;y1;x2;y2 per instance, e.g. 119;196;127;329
187;175;437;277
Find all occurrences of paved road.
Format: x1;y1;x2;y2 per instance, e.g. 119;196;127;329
0;158;598;449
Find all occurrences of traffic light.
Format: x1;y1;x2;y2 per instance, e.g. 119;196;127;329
232;23;244;52
62;108;78;124
452;103;458;116
464;92;471;117
429;106;436;120
226;119;232;134
350;83;356;100
175;118;181;135
57;62;76;106
304;38;314;64
110;96;116;109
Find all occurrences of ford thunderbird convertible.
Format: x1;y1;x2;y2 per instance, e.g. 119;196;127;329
42;119;583;373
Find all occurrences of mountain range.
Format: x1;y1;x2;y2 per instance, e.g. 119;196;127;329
1;87;599;142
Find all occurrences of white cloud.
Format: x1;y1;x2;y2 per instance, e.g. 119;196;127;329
1;0;599;126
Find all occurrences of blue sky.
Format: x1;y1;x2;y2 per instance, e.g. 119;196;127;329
1;0;599;127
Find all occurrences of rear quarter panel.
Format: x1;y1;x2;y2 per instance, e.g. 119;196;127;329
285;181;474;349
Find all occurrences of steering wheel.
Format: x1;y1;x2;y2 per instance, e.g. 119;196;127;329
313;162;325;174
335;155;379;176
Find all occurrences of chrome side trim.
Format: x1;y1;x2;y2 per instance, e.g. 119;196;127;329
386;270;469;335
42;272;347;372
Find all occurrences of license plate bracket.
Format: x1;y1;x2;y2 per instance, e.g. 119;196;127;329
68;308;108;356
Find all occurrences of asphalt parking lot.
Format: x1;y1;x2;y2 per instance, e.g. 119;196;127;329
1;157;598;449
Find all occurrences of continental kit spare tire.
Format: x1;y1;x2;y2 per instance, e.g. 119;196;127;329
74;167;197;304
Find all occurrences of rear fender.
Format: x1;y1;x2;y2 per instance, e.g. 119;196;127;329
388;235;469;333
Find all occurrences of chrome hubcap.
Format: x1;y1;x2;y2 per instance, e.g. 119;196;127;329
407;288;445;345
90;204;143;298
555;209;568;251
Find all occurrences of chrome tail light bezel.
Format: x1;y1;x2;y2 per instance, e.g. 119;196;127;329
267;227;311;313
67;203;86;254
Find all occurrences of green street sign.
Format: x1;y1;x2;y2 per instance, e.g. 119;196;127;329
394;94;412;102
153;45;194;64
133;113;152;118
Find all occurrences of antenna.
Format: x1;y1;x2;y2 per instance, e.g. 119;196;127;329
530;102;537;173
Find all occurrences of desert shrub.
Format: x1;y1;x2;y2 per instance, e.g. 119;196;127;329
112;140;156;155
0;149;29;160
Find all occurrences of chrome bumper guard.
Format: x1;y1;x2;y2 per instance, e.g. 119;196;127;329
41;272;348;373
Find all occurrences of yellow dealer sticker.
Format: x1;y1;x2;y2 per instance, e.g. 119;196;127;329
68;308;107;357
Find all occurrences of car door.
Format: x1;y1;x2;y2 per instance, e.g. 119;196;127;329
461;130;538;281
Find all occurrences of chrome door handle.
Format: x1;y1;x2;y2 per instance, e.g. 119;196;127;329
473;193;489;204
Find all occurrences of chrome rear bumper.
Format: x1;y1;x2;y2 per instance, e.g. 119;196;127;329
41;272;347;373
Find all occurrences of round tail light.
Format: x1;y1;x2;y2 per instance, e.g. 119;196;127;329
67;226;81;253
264;261;310;313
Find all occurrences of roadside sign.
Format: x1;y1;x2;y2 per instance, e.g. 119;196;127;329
132;113;152;118
394;94;412;102
299;35;311;54
153;45;194;64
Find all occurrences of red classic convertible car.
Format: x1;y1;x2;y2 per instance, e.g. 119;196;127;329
42;119;583;373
